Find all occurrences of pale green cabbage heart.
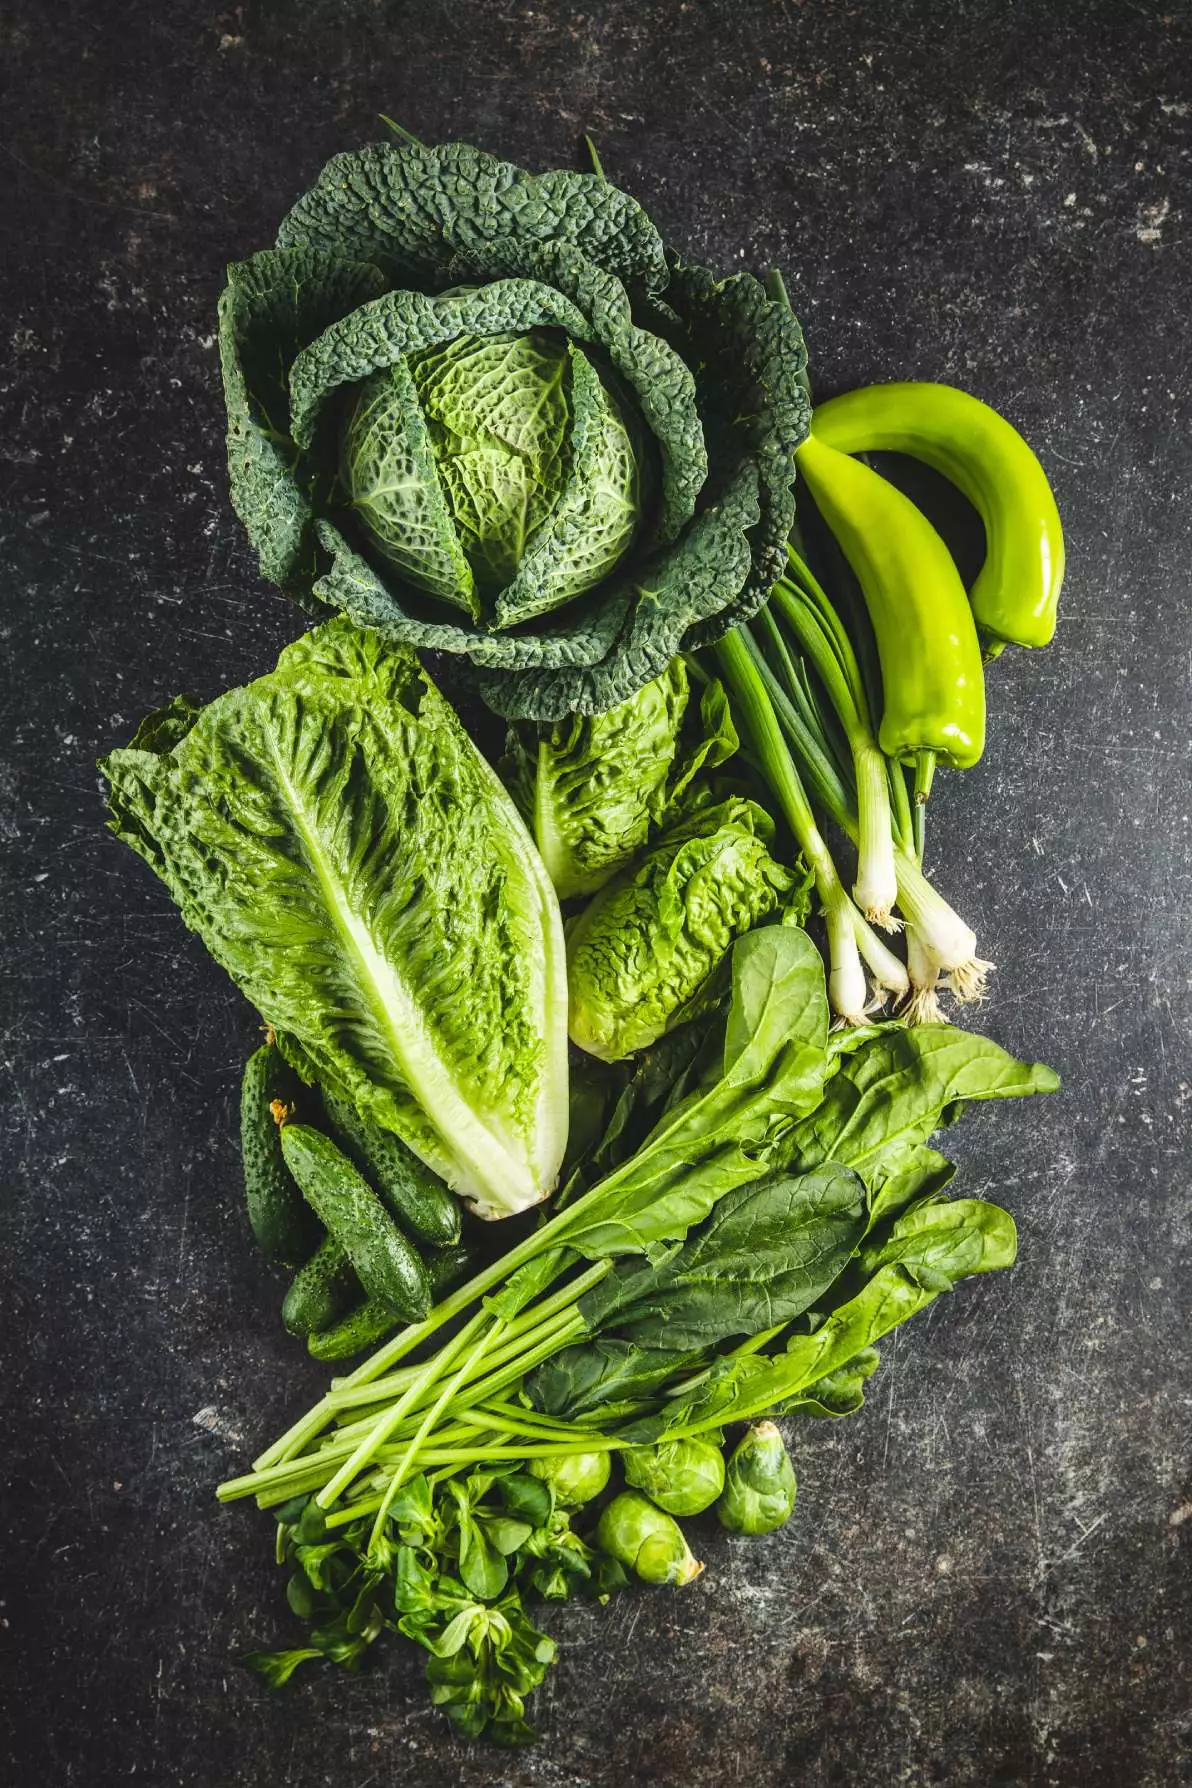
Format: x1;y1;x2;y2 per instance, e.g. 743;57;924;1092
101;620;569;1220
342;330;644;625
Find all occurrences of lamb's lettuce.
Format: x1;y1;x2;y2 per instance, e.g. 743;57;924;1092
101;620;569;1220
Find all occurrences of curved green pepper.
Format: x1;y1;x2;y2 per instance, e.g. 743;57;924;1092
810;381;1064;650
794;433;986;771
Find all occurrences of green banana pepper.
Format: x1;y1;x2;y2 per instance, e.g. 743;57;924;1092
794;432;986;772
810;381;1064;650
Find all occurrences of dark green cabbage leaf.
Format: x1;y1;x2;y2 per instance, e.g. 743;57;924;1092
217;139;811;719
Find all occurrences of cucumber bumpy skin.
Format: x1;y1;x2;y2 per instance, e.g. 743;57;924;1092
282;1234;359;1337
319;1082;461;1247
279;1122;432;1322
240;1043;320;1267
307;1241;479;1361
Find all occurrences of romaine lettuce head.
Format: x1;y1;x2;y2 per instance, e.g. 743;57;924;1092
566;797;797;1061
101;620;568;1220
218;138;810;719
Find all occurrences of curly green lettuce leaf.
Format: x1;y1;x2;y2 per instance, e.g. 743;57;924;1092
100;620;568;1220
566;796;795;1061
502;660;739;903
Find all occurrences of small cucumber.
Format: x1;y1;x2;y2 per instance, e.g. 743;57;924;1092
307;1242;480;1362
279;1123;432;1322
240;1043;319;1267
307;1298;398;1361
426;1241;480;1300
320;1084;461;1247
282;1234;358;1337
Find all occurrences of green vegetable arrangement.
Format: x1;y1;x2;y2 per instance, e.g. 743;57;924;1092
97;127;1069;1749
211;923;1055;1742
219;134;810;718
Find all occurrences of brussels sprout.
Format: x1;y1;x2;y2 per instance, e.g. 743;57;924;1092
622;1438;725;1517
595;1492;702;1586
527;1450;611;1507
715;1421;797;1536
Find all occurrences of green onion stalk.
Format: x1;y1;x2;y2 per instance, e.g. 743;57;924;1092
769;553;897;925
709;587;990;1020
712;630;906;1025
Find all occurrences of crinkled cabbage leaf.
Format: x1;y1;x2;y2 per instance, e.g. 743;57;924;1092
217;138;811;718
100;620;569;1219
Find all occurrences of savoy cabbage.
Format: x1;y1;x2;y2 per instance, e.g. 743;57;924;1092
218;138;810;718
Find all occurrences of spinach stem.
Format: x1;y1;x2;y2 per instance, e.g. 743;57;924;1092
317;1309;491;1509
368;1320;506;1547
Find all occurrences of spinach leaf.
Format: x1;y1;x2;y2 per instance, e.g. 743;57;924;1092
576;1164;868;1351
864;1144;956;1232
786;1024;1059;1180
774;1347;881;1417
528;1338;702;1421
554;926;831;1260
652;1195;1017;1438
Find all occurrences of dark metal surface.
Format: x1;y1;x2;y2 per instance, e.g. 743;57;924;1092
2;3;1189;1783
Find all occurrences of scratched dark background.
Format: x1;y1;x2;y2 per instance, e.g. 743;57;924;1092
2;1;1190;1783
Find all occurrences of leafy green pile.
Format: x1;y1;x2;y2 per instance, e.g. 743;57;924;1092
221;928;1057;1742
218;137;810;718
93;125;1066;1757
247;1467;625;1744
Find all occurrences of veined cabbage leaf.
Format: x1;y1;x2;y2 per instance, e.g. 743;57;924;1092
101;620;569;1219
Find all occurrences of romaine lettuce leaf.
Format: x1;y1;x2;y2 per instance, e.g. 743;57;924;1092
566;797;795;1061
101;620;569;1219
